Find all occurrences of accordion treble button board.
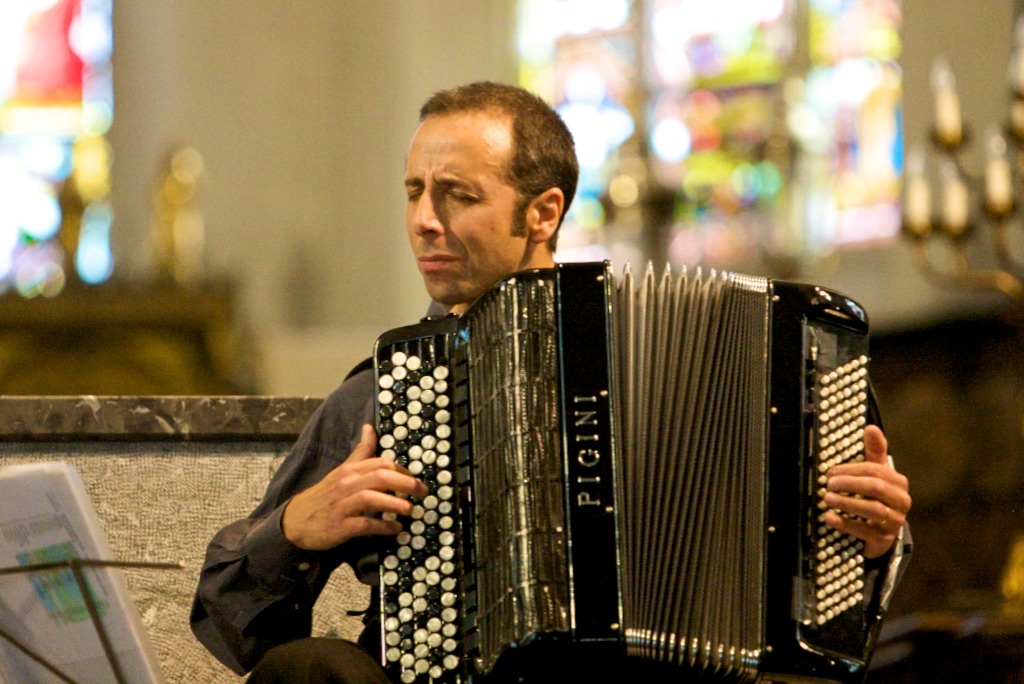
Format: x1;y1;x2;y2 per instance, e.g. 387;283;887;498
377;337;464;684
803;321;870;656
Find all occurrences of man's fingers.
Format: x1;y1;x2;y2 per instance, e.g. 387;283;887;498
347;489;418;518
345;424;379;463
862;424;888;464
355;468;429;499
343;515;403;540
822;509;898;559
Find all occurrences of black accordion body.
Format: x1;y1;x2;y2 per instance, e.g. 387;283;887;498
373;261;879;683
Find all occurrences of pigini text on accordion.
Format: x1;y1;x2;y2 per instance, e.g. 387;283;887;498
373;260;880;683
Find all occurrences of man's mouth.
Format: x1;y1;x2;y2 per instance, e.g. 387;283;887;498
418;255;459;274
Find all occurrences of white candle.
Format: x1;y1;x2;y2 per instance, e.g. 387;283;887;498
931;58;962;146
1011;99;1024;139
903;148;931;231
985;128;1013;213
1012;17;1024;95
941;162;969;234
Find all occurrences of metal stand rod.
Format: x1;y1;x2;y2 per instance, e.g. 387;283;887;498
0;624;78;684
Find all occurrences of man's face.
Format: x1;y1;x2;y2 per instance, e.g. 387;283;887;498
405;111;554;314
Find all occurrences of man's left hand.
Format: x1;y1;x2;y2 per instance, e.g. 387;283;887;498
822;425;911;559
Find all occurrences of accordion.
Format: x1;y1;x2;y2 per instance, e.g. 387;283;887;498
373;261;880;683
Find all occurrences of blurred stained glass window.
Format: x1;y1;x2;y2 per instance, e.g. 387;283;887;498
0;0;114;298
518;0;902;270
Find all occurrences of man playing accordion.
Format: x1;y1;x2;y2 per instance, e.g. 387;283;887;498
191;81;912;684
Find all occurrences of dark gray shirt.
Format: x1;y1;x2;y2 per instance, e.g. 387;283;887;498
190;366;380;674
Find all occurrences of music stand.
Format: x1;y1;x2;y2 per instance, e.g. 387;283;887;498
0;461;174;684
0;559;182;684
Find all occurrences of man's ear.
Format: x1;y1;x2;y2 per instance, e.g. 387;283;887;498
525;188;565;245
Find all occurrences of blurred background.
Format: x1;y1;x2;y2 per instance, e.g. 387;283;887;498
4;0;1024;678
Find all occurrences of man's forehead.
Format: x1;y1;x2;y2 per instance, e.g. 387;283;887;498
406;111;513;178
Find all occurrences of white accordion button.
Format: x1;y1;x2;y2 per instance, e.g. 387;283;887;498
406;355;422;371
433;366;449;380
379;374;394;389
378;390;394;405
391;351;408;367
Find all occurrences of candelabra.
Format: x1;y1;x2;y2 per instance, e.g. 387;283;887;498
902;40;1024;309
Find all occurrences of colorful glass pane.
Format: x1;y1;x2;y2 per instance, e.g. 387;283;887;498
518;0;902;268
0;0;113;298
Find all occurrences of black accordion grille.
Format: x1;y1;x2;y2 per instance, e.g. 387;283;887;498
613;265;768;676
461;274;568;673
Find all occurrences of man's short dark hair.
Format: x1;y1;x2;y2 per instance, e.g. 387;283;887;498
419;81;579;250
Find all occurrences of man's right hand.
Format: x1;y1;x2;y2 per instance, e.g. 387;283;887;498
282;423;427;551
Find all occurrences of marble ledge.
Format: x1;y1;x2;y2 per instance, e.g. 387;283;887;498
0;396;324;442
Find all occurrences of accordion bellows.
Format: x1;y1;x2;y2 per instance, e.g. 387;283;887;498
374;261;875;683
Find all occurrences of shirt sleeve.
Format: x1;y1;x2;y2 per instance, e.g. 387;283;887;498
190;369;377;674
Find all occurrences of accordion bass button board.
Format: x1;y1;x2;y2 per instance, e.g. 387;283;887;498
373;261;878;684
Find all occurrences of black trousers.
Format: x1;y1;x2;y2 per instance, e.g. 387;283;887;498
246;638;391;684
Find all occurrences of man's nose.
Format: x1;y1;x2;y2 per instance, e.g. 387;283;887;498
413;192;444;235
